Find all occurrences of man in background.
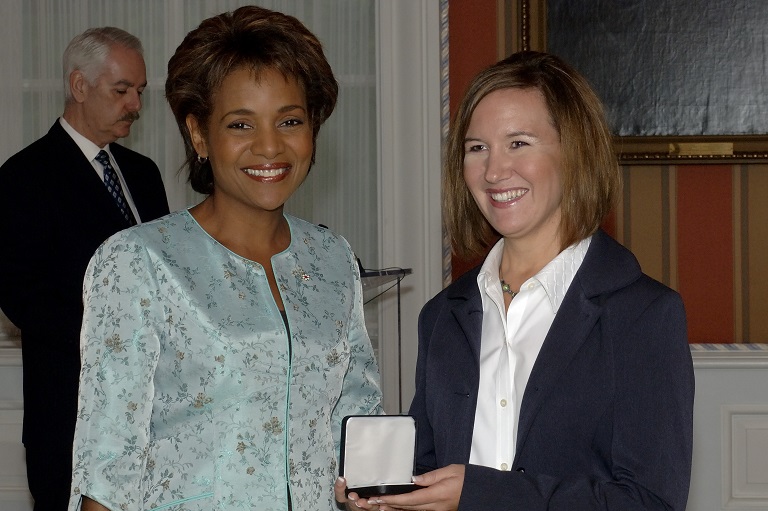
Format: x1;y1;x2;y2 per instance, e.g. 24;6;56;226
0;27;169;510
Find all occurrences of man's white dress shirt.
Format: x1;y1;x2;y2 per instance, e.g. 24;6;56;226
59;117;141;222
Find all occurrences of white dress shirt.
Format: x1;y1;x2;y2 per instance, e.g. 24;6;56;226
59;117;141;223
469;235;591;471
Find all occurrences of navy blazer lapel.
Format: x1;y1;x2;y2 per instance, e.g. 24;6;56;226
514;278;601;456
448;267;484;364
442;269;484;461
513;230;641;459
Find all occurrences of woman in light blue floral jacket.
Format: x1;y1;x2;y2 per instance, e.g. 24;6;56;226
69;6;382;511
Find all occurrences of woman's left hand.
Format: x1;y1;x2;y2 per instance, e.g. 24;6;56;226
335;477;381;510
367;464;465;511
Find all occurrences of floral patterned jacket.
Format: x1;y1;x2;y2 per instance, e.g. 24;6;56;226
69;210;382;511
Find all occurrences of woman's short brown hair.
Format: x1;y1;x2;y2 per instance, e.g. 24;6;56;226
444;51;621;260
165;5;339;194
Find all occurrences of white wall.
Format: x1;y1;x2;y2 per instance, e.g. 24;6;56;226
687;345;768;511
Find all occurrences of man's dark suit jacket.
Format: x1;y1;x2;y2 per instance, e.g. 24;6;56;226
0;121;169;506
410;229;695;511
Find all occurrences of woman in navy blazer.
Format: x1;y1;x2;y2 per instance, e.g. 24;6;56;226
343;51;694;511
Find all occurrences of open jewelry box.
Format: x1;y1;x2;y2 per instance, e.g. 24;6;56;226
340;415;418;498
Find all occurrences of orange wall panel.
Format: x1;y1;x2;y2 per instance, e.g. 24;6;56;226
449;0;500;280
448;0;499;115
626;166;666;284
676;165;733;342
745;164;768;342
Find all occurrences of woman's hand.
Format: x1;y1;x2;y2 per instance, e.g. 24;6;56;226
368;464;465;511
335;477;380;510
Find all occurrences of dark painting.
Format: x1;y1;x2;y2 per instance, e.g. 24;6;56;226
547;0;768;137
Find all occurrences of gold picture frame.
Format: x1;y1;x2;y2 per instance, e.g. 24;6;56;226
500;0;768;164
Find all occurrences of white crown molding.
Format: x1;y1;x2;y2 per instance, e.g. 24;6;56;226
691;344;768;369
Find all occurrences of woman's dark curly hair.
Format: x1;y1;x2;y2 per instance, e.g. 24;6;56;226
165;5;339;194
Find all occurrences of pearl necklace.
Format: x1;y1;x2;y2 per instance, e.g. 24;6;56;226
500;279;518;298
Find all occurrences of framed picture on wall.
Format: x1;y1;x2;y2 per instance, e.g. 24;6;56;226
501;0;768;164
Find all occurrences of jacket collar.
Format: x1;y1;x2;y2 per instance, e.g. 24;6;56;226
515;229;641;458
445;265;484;362
442;230;643;461
444;229;640;312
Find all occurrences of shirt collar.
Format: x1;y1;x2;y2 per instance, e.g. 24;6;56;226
59;117;111;163
477;235;592;313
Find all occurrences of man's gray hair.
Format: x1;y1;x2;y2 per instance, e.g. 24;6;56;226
62;27;143;102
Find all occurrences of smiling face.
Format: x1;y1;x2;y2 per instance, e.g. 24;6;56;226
76;45;146;147
463;87;564;247
187;67;313;216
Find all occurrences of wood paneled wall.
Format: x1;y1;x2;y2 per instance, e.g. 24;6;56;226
451;163;768;343
616;163;768;343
